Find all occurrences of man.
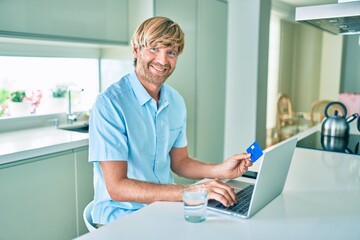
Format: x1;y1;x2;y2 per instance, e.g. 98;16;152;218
89;16;252;225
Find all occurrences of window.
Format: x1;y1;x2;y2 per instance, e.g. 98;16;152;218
0;56;99;118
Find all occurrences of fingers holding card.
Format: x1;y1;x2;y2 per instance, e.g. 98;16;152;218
246;141;263;163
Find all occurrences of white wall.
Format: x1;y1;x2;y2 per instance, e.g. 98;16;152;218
266;11;282;130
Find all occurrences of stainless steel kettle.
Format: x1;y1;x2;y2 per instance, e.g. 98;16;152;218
321;134;349;153
321;101;359;138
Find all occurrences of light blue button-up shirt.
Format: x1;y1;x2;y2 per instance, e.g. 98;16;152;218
89;70;187;224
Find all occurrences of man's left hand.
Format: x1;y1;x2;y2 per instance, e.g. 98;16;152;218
217;153;253;179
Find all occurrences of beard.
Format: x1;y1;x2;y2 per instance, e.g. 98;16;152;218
137;60;175;86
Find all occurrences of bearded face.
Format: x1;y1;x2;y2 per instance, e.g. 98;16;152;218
134;46;178;87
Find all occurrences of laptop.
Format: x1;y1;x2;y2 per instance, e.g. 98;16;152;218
207;137;298;218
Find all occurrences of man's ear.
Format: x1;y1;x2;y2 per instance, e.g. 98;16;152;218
132;45;139;57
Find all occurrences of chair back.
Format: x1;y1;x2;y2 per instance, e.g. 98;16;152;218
276;93;299;141
277;93;294;117
276;93;297;128
83;200;97;232
310;100;345;126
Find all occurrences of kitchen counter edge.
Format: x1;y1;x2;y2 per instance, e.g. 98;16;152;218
0;126;89;165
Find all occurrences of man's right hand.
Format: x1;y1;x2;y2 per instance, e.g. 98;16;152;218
194;178;236;207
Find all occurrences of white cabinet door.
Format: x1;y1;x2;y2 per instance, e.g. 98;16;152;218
0;151;77;240
0;0;128;44
74;147;94;235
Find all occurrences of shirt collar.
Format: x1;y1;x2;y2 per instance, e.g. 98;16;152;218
129;70;169;109
129;70;152;106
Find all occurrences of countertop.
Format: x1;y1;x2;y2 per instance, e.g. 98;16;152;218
1;120;358;167
0;126;88;165
75;128;360;240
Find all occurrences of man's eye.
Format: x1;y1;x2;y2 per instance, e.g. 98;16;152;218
150;47;158;52
168;51;178;57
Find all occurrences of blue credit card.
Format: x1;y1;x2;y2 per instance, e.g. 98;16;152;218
246;141;263;163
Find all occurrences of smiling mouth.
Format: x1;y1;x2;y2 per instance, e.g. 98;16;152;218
151;64;168;74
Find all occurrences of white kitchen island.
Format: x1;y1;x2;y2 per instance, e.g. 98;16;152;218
75;125;360;240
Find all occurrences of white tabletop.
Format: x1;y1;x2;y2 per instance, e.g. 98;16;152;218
75;146;360;240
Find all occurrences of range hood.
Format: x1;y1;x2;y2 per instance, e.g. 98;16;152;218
295;0;360;35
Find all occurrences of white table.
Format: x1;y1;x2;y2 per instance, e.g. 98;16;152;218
75;146;360;240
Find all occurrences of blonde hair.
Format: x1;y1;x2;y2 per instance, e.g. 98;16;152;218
131;16;185;56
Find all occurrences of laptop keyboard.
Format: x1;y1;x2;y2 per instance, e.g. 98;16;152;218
215;184;254;215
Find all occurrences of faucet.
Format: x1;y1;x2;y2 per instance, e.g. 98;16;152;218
67;89;84;124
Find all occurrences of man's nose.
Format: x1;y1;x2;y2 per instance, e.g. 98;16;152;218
156;51;168;65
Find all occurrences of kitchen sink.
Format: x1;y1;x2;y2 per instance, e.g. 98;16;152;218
58;122;89;133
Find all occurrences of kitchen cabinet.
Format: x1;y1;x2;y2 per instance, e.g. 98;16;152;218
341;35;360;93
196;0;227;165
0;0;128;45
74;147;94;235
155;0;227;165
0;146;92;240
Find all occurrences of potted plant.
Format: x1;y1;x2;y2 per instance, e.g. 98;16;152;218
51;85;68;113
52;85;68;98
38;84;68;114
10;91;27;102
8;90;32;116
